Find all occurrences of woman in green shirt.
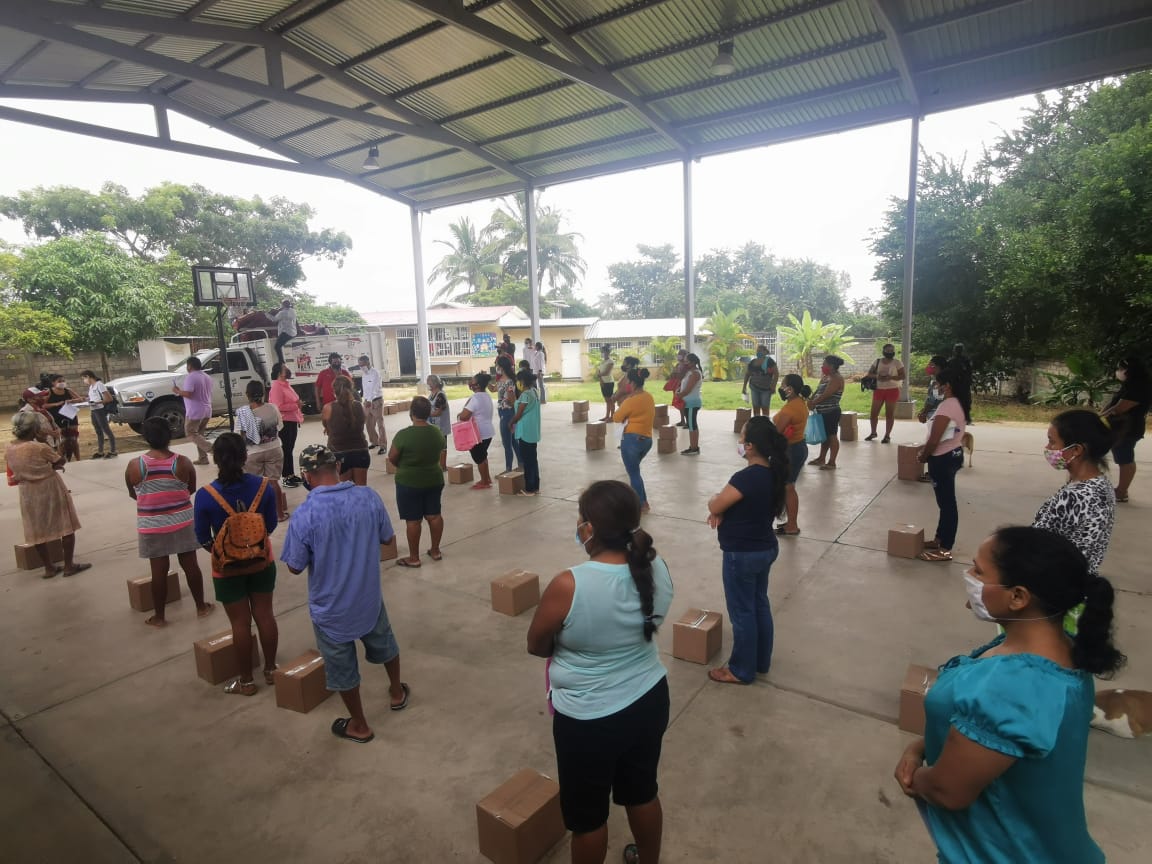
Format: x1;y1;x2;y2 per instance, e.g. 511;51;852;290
388;396;447;567
510;370;541;496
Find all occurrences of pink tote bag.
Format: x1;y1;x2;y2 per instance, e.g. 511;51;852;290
451;417;481;451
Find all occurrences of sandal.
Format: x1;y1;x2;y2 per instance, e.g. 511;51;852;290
426;549;443;561
396;558;421;568
881;437;891;444
807;459;825;467
775;525;800;536
224;678;258;696
820;463;837;470
471;482;492;490
918;549;953;562
864;433;877;441
708;667;749;685
61;562;92;577
263;666;278;685
1115;490;1129;503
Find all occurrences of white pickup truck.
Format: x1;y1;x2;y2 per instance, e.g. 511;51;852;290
107;328;389;436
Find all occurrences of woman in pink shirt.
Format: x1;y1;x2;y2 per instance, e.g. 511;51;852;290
917;367;968;562
269;363;304;487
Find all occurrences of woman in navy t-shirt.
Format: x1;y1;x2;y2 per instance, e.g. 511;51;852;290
706;416;789;684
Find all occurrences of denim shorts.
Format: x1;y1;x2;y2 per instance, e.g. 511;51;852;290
786;441;808;483
312;603;399;692
748;387;772;409
1111;437;1138;466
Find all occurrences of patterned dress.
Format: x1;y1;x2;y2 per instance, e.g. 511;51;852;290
6;440;81;544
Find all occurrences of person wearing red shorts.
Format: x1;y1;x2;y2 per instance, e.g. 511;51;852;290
866;343;904;444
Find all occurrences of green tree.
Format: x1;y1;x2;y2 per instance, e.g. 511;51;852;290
10;234;170;376
0;302;74;357
647;336;681;376
701;306;752;381
427;216;500;302
779;310;852;376
487;194;586;293
607;244;684;319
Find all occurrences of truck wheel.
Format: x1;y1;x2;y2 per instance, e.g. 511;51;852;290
298;384;320;415
127;423;144;434
147;399;187;439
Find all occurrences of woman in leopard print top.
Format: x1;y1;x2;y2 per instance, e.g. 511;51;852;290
1034;410;1115;575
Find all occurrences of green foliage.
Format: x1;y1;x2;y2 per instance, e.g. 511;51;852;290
0;302;74;357
1038;355;1114;407
428;217;500;302
10;234;170;355
488;194;586;295
647;336;681;376
606;244;684;319
294;297;365;325
701;306;751;380
777;311;854;376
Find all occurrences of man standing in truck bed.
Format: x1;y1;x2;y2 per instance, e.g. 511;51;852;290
172;356;214;465
316;352;352;406
270;298;297;366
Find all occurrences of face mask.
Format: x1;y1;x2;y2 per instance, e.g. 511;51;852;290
1116;370;1127;381
963;573;999;622
883;352;895;360
301;474;313;492
925;365;935;376
778;387;789;400
736;442;747;458
1044;445;1073;470
821;365;831;376
575;521;589;548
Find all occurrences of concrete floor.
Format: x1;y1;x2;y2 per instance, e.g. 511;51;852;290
2;405;1150;863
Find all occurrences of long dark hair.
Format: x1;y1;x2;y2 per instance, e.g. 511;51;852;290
934;367;972;423
781;373;811;399
625;367;650;389
1117;356;1149;390
1051;409;1112;471
333;375;355;426
579;480;660;642
990;527;1125;677
213;432;247;486
743;416;788;518
495;354;514;379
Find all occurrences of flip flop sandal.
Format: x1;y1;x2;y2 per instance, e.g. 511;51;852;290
263;666;278;685
775;526;800;536
820;464;837;470
61;563;92;577
390;682;411;711
330;717;374;744
396;559;421;569
426;550;443;561
807;459;825;466
224;679;258;696
918;549;953;562
708;667;749;685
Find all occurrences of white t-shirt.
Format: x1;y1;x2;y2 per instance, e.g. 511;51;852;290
529;348;545;375
360;367;382;401
874;356;904;390
271;306;297;337
463;391;495;439
87;381;110;407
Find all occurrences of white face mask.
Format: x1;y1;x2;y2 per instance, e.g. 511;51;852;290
736;442;747;458
963;573;998;622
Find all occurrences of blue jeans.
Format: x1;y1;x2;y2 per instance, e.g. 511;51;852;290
722;547;779;682
927;448;964;549
519;440;539;492
620;433;653;504
497;406;521;472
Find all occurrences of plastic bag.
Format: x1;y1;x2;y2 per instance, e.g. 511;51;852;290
804;413;827;445
451;417;481;451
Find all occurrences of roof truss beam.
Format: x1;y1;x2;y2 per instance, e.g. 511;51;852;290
902;0;1031;36
867;0;919;107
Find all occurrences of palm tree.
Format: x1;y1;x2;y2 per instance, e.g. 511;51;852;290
702;306;752;380
427;217;500;302
778;310;856;375
488;194;586;294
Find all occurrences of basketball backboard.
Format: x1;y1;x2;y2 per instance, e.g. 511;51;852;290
192;266;256;307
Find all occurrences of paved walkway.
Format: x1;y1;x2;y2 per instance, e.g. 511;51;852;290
2;406;1149;863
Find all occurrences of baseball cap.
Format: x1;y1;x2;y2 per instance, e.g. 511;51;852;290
299;444;338;472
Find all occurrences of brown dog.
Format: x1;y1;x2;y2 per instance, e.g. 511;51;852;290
961;431;974;467
1092;689;1152;738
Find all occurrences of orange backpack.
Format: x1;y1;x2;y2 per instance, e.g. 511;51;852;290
203;478;271;576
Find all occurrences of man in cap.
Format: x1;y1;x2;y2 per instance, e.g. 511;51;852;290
281;444;408;744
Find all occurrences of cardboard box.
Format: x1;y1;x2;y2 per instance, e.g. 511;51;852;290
491;569;541;616
657;425;677;441
733;407;752;433
381;536;398;561
572;400;589;412
193;630;260;685
274;649;332;713
126;570;182;612
897;443;924;481
888;524;925;559
898;664;939;735
653;404;669;427
477;768;566;864
13;539;64;570
382;401;398;415
395;399;412;412
571;409;588;422
672;608;724;664
585;421;607;438
657;437;677;454
585;437;605;452
839;411;858;442
448;463;474;484
497;471;526;495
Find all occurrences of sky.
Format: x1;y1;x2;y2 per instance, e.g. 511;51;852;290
0;94;1036;315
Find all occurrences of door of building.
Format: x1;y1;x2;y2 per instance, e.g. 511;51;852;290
561;339;582;379
397;338;416;376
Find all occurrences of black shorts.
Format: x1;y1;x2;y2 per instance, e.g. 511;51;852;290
469;437;492;464
600;382;614;399
336;449;371;471
395;483;443;521
552;676;669;834
819;409;841;438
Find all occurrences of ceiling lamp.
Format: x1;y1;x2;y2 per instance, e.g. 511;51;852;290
363;145;380;169
710;40;735;77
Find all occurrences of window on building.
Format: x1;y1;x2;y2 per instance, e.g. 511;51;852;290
429;326;470;357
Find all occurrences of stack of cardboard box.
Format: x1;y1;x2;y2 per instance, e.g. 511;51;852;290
496;470;526;495
571;400;589;423
490;570;541;616
448;463;474;484
126;571;181;612
653;404;669;427
657;425;678;454
840;411;859;442
897;443;925;480
733;407;752;433
585;421;606;451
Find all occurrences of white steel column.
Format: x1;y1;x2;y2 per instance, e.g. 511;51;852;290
525;184;541;344
410;206;432;387
683;159;695;353
900;115;920;404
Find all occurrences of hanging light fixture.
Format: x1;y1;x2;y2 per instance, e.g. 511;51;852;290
363;145;380;169
710;40;735;77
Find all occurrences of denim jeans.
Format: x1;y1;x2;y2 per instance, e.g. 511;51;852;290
90;407;116;454
722;546;779;682
927;448;964;549
620;433;653;504
519;440;539;492
497;406;521;472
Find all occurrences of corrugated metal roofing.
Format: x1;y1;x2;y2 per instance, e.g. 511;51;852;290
2;0;1151;209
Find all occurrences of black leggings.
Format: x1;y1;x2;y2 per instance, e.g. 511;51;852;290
279;421;299;476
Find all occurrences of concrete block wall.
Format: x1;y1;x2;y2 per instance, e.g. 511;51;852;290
0;349;140;408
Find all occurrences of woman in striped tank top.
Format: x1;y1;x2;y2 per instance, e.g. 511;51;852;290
125;418;215;626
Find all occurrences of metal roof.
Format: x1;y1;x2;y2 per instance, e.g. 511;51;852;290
2;0;1151;210
361;304;527;326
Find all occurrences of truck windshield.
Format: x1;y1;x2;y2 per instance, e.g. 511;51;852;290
167;352;214;373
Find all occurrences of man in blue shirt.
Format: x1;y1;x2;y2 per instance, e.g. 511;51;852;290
281;444;408;743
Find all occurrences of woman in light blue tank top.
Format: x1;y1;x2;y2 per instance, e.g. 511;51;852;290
528;480;674;864
893;526;1124;864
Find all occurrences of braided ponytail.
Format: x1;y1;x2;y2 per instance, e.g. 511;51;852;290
627;525;658;641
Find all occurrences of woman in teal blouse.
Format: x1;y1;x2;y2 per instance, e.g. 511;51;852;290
894;526;1124;864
